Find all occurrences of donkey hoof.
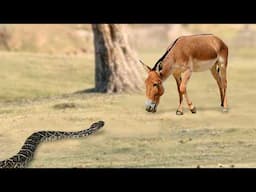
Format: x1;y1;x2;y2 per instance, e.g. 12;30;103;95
191;107;197;114
176;110;184;115
222;108;228;113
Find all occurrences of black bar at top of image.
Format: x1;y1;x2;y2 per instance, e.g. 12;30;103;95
0;2;255;23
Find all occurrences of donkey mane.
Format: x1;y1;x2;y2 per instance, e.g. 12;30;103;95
152;37;179;71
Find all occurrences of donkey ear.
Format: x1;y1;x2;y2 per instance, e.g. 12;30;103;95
139;60;151;72
156;62;162;72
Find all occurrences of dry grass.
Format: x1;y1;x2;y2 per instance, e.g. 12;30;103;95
0;50;256;168
0;52;94;101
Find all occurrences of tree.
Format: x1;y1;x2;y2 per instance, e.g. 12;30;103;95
0;26;10;51
92;24;144;93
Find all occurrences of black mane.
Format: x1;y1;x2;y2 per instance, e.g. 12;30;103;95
152;37;179;71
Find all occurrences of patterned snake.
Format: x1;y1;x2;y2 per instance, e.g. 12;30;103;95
0;121;104;168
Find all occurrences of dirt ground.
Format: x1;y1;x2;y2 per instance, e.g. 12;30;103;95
0;51;255;168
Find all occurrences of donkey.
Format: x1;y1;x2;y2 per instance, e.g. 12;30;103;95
141;34;228;115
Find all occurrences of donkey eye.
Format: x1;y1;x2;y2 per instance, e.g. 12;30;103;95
153;83;158;87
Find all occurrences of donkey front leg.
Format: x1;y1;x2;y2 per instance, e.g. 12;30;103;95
180;69;196;114
174;74;184;115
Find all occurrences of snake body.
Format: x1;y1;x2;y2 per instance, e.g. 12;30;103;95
0;121;104;168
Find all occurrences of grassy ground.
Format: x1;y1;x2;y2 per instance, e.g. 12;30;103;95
0;52;94;101
0;51;256;168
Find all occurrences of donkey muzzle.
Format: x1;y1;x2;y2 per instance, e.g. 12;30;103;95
145;100;157;113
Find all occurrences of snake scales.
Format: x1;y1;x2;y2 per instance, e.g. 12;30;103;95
0;121;104;168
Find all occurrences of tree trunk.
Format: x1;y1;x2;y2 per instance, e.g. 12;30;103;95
92;24;144;93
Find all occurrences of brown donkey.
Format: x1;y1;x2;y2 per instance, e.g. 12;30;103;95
141;34;228;115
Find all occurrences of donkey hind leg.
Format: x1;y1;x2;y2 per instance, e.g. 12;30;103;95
210;63;224;107
180;69;196;114
219;61;228;112
174;74;184;115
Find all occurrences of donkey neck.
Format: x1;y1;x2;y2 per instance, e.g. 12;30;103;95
153;41;178;82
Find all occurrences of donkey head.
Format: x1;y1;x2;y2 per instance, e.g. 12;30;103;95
140;60;164;113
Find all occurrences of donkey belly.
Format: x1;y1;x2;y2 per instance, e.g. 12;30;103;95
192;58;217;72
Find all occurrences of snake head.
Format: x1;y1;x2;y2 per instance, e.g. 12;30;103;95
89;121;105;131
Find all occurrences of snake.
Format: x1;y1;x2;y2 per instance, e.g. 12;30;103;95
0;121;104;168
